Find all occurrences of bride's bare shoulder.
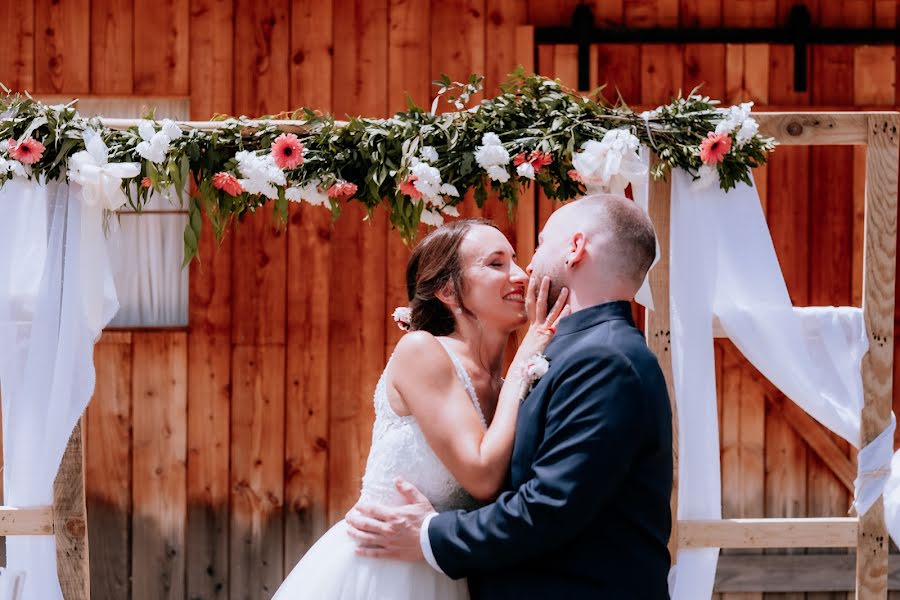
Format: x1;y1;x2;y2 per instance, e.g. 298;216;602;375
390;331;455;386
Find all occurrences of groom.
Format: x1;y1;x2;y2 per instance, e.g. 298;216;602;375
347;194;673;599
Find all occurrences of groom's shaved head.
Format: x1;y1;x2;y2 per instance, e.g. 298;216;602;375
551;194;657;290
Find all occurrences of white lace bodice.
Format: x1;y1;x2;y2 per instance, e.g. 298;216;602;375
359;340;487;513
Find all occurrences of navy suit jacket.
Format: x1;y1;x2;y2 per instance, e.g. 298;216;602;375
429;301;673;599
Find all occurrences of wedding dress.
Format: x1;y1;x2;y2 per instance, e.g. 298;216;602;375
273;339;486;599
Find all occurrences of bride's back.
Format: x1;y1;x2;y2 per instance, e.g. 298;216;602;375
359;344;485;513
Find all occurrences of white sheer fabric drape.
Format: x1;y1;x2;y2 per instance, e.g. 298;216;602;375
0;180;118;600
106;190;187;327
664;169;898;599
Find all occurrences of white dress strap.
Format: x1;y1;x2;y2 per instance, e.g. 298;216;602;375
436;338;487;429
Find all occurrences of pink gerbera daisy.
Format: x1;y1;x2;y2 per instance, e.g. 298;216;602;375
7;136;45;164
699;131;732;165
399;176;422;199
327;181;358;198
212;172;243;196
271;133;304;169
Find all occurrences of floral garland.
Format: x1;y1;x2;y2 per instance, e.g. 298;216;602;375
0;70;775;264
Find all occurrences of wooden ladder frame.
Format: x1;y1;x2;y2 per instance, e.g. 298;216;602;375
645;111;899;598
0;419;90;599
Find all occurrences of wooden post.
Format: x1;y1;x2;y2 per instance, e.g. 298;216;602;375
54;418;90;600
856;114;899;599
644;152;679;562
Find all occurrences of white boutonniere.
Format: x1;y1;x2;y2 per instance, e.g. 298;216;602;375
521;353;550;401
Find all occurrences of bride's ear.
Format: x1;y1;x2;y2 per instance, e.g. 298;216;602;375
434;283;456;309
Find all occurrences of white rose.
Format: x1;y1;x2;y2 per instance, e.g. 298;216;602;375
482;132;502;146
420;209;444;227
486;165;510;183
420;146;439;162
517;162;535;180
439;183;459;197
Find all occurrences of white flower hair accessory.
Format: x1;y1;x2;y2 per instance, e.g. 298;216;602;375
392;306;412;331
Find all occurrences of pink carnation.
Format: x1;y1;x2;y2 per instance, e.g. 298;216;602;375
568;169;582;182
327;181;358;198
699;131;732;165
212;172;243;196
141;177;152;189
7;136;45;164
271;133;304;169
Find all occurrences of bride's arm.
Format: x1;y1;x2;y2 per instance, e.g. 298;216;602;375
391;277;568;501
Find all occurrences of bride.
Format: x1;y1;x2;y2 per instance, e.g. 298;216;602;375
273;218;569;599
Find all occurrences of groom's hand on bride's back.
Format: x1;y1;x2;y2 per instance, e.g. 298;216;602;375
345;478;436;561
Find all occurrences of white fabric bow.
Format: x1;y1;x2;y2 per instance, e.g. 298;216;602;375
67;129;140;212
572;129;648;196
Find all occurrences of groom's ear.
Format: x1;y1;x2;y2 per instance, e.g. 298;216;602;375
567;232;587;268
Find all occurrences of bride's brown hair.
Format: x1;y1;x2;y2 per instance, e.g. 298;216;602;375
406;218;498;336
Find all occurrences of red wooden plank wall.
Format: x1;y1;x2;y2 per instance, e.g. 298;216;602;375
1;1;898;598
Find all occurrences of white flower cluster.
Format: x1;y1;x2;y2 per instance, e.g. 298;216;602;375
136;119;182;164
235;150;286;200
715;101;759;147
0;155;27;180
474;133;510;183
517;161;535;180
571;128;647;196
408;146;460;227
285;179;328;206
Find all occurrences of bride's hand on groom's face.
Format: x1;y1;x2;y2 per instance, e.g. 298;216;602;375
524;275;570;347
345;478;435;562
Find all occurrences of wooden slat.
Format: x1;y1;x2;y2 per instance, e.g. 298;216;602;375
133;0;189;95
715;555;900;593
87;336;133;600
186;245;232;600
328;0;389;523
283;0;334;574
486;0;528;96
0;0;34;91
755;113;869;145
34;0;89;93
624;0;679;27
857;112;899;598
55;421;90;600
0;506;53;535
189;0;234;120
514;26;537;267
645;152;678;560
763;49;811;600
640;44;684;105
767;395;855;494
231;0;289;347
230;346;285;599
810;45;857;600
385;0;429;356
721;0;776;27
719;338;767;600
185;1;234;598
679;518;859;549
132;332;187;600
90;0;133;94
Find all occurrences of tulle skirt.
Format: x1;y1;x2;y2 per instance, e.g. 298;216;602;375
273;520;470;600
